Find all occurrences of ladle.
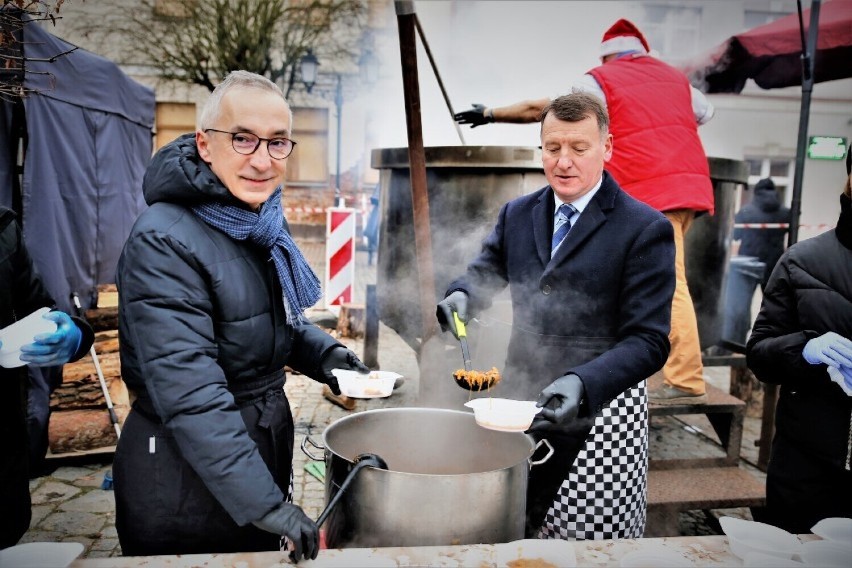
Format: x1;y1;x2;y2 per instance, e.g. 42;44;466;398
452;313;499;391
285;452;387;562
315;452;388;528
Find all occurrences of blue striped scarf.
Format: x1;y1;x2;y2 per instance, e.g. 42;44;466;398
192;188;321;324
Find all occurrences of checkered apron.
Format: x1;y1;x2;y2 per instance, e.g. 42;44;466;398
538;380;648;540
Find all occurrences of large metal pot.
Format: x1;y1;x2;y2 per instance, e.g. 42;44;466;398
302;407;552;549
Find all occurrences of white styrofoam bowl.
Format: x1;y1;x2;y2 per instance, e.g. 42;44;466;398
720;516;801;560
811;517;852;543
798;539;849;567
0;542;84;568
464;398;542;432
0;307;56;368
331;369;401;399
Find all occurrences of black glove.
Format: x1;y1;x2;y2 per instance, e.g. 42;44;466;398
529;373;585;434
320;345;370;395
454;103;494;128
252;502;319;561
436;290;469;339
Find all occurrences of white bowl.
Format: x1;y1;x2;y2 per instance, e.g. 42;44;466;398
811;517;852;543
0;307;56;368
720;516;801;560
798;539;849;567
331;369;401;399
464;398;542;432
0;542;84;568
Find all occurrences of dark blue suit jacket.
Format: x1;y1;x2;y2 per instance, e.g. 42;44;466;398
449;171;675;415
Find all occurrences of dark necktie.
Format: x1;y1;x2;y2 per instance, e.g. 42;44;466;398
551;203;577;257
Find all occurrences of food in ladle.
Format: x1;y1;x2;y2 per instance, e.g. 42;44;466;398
454;367;501;390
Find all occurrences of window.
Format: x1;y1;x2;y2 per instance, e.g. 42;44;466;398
155;103;196;151
740;155;794;208
641;4;702;62
288;107;329;186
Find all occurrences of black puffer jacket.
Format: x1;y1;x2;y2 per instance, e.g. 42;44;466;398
1;207;93;548
747;193;852;469
733;185;791;288
116;134;339;526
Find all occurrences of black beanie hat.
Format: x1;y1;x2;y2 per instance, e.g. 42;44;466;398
754;178;775;191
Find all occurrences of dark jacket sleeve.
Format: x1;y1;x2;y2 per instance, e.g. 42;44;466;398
287;322;344;380
0;208;56;324
747;255;823;387
68;316;95;362
445;202;511;313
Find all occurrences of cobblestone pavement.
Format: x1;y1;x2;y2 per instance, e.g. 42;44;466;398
20;244;763;559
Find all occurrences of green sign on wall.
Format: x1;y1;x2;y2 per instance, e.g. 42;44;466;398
807;136;848;160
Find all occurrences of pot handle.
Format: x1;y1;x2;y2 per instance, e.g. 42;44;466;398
529;438;554;467
300;435;325;462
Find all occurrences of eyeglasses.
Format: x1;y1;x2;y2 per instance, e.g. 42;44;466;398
204;129;296;160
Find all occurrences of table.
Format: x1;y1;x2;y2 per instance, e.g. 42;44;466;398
69;534;819;567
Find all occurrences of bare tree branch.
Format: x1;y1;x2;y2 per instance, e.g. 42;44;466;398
71;0;367;93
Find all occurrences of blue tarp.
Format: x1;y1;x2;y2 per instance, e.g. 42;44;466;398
0;15;155;314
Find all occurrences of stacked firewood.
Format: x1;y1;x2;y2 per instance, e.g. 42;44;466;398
48;285;130;455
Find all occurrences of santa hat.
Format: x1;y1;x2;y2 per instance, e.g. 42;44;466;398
600;19;650;57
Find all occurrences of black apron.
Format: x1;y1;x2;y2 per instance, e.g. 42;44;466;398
114;371;293;556
501;327;648;540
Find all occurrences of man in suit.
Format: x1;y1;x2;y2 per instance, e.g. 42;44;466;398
455;18;714;405
437;92;675;539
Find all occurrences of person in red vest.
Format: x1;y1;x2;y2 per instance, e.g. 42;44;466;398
455;18;714;404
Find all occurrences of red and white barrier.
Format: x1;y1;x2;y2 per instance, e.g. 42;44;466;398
325;207;356;313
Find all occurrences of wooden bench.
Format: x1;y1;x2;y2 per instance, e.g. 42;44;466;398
645;374;766;536
646;466;766;537
649;378;746;468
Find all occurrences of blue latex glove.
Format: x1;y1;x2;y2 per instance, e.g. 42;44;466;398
802;332;852;368
19;311;82;367
840;365;852;391
528;373;585;433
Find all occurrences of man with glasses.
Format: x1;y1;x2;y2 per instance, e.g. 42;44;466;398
113;70;368;559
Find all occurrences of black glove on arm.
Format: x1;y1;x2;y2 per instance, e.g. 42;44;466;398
319;345;370;395
529;373;585;434
252;502;319;561
454;103;494;128
436;290;469;339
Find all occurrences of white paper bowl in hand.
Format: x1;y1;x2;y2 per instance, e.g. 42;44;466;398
464;398;542;432
331;369;401;399
0;307;56;368
719;516;800;560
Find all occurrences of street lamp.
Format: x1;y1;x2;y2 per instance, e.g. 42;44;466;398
300;49;319;93
299;48;379;206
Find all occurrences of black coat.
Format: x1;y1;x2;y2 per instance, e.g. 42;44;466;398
733;187;791;289
114;135;340;554
449;172;675;411
0;207;92;549
747;193;852;533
